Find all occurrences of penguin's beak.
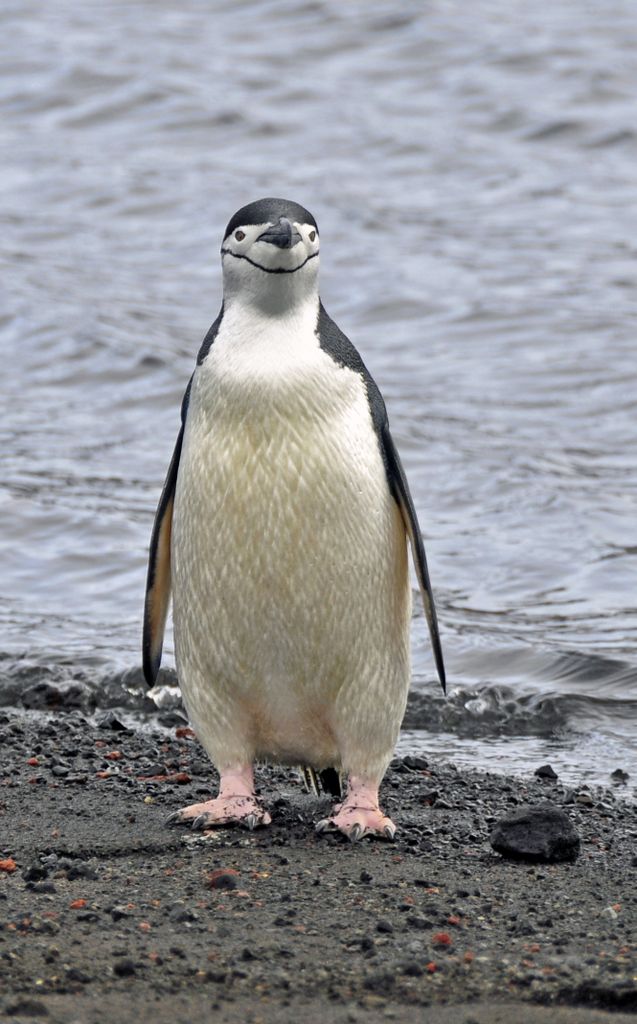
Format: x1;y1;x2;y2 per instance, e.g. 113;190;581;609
257;217;302;249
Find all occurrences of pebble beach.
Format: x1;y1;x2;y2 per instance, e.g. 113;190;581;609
1;712;635;1023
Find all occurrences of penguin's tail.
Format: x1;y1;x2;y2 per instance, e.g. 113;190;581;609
300;766;342;800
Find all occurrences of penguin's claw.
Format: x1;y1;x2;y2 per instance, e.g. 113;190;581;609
349;823;364;843
166;796;271;832
315;796;396;843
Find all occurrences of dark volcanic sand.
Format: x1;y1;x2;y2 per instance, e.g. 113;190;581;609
1;711;636;1024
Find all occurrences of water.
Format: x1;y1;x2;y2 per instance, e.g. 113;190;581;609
1;0;636;792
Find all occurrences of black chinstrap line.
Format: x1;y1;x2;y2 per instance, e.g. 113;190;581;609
220;248;319;275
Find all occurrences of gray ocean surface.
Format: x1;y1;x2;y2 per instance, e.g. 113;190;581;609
1;1;636;791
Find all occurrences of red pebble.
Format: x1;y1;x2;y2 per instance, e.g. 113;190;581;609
0;858;17;873
26;757;39;766
105;751;123;761
175;727;196;739
69;899;87;909
426;962;438;973
433;932;452;946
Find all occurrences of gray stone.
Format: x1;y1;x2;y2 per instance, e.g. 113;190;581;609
490;802;580;863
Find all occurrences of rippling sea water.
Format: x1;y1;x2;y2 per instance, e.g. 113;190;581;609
1;1;636;790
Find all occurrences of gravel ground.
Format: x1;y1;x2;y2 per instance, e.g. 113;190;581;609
0;710;636;1023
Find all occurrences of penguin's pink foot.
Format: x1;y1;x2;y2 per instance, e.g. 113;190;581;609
166;764;271;831
167;795;271;831
315;775;396;842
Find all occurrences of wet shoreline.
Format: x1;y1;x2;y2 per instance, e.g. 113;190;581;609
1;711;635;1022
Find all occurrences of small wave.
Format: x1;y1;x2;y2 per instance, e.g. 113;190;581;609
2;650;636;745
0;654;175;714
405;681;637;739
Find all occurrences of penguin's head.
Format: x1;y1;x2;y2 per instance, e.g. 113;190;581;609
220;198;319;313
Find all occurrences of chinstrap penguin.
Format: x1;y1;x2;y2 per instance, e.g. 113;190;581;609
143;197;445;841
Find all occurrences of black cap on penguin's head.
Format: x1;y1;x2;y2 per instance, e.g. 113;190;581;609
224;198;318;240
220;198;320;312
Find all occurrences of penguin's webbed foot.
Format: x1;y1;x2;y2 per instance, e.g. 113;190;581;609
315;775;396;842
167;795;271;830
315;805;396;842
166;764;271;831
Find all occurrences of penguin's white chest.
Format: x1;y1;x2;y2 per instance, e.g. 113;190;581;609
171;312;410;768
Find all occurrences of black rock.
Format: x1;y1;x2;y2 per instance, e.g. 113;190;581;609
406;914;432;930
23;862;48;882
610;768;629;784
113;959;137;977
490;802;580;863
66;966;92;983
97;712;129;732
5;999;49;1017
27;881;57;894
66;861;98;880
421;789;439;805
376;918;394;934
402;960;424;977
206;968;228;983
402;756;429;771
170;907;199;922
110;905;132;921
534;764;558;780
207;871;238;891
158;712;188;728
21;682;89;711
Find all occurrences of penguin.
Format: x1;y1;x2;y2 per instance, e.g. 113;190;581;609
143;197;445;841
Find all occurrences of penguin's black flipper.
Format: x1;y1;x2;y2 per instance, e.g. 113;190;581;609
142;427;184;687
380;424;446;695
142;374;195;686
142;312;225;687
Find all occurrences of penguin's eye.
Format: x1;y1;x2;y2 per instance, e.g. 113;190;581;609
309;230;316;242
234;230;246;241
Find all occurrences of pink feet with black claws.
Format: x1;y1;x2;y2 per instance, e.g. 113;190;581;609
166;765;394;841
166;764;271;832
315;775;396;842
